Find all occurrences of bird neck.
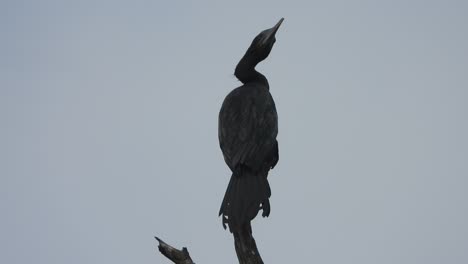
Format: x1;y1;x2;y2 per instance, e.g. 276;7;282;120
234;54;269;87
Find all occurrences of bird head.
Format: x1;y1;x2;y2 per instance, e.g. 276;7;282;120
245;18;284;63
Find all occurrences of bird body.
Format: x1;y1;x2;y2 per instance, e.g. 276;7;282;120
219;83;278;172
219;19;283;232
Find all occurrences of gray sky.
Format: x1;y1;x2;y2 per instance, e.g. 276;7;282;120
1;1;468;263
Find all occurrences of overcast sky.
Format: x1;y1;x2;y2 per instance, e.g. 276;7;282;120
1;1;468;263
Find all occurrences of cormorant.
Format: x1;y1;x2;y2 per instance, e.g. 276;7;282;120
219;18;283;232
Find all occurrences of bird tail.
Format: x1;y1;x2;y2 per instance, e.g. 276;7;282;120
219;166;271;232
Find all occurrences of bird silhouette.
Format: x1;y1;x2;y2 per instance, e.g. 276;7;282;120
219;18;283;233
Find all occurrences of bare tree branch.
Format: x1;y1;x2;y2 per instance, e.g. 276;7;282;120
233;222;264;264
155;221;264;264
155;236;194;264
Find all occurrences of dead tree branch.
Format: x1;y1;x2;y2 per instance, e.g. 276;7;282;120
233;222;264;264
155;221;264;264
155;236;194;264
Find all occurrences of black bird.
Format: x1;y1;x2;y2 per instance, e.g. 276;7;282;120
219;18;283;232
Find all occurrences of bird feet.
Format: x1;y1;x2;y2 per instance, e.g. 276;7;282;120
222;214;229;229
260;199;270;217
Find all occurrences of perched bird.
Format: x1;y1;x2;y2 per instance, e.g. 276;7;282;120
219;18;283;232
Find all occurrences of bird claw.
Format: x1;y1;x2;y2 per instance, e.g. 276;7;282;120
222;215;228;230
261;200;270;217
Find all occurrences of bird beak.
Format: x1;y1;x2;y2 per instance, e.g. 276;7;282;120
260;18;284;46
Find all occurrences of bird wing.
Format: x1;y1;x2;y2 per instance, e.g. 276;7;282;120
218;86;278;171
